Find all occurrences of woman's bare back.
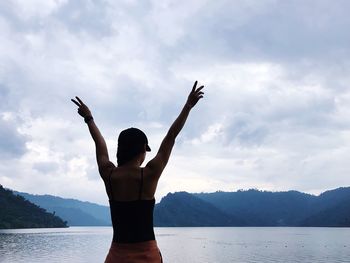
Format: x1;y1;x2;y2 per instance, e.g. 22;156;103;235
105;166;158;201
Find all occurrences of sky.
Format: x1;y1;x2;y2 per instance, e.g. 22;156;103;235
1;0;350;205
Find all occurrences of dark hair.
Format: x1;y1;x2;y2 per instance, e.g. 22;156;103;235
116;128;151;166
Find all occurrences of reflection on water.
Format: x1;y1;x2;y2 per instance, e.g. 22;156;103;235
0;227;349;263
0;227;111;263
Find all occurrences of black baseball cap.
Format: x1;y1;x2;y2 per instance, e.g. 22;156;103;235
118;127;151;152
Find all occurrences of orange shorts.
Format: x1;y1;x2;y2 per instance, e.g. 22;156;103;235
104;240;163;263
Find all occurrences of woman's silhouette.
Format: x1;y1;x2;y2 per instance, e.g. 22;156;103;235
71;81;204;262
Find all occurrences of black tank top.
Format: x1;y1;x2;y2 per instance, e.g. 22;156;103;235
108;167;156;243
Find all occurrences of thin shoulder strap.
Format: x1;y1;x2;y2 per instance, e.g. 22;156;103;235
108;167;114;200
138;168;144;200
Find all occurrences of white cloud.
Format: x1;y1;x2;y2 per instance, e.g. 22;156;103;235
8;0;68;19
1;0;350;205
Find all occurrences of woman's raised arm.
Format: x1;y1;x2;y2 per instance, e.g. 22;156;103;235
71;96;114;178
146;81;204;177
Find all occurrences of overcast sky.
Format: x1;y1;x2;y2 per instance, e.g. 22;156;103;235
1;0;350;205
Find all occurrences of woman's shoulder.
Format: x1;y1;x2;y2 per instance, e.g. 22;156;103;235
99;161;116;180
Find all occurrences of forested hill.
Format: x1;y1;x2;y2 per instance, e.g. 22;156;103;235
193;187;350;227
154;192;245;226
154;187;350;227
193;189;314;226
15;191;111;226
0;185;67;229
6;186;350;227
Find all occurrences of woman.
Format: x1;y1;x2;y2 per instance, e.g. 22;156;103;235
71;81;204;262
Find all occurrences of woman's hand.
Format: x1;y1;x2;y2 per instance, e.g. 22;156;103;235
71;96;92;118
186;81;204;109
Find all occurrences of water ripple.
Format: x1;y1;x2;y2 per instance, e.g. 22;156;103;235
0;227;349;263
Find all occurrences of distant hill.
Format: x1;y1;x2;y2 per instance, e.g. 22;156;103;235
193;189;315;226
154;192;244;226
0;185;67;229
11;186;350;227
300;188;350;227
15;191;111;226
194;187;350;227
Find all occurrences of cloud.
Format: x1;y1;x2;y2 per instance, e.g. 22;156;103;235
0;0;350;205
0;112;28;159
171;0;350;63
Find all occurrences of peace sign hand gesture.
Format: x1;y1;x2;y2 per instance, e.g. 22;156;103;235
186;81;204;109
71;96;92;118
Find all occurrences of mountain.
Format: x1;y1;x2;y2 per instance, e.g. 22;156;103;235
154;192;244;226
194;188;350;227
0;185;67;229
194;189;315;226
300;187;350;226
15;191;111;226
300;201;350;227
11;186;350;227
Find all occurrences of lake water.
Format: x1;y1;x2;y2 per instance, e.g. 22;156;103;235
0;227;349;262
